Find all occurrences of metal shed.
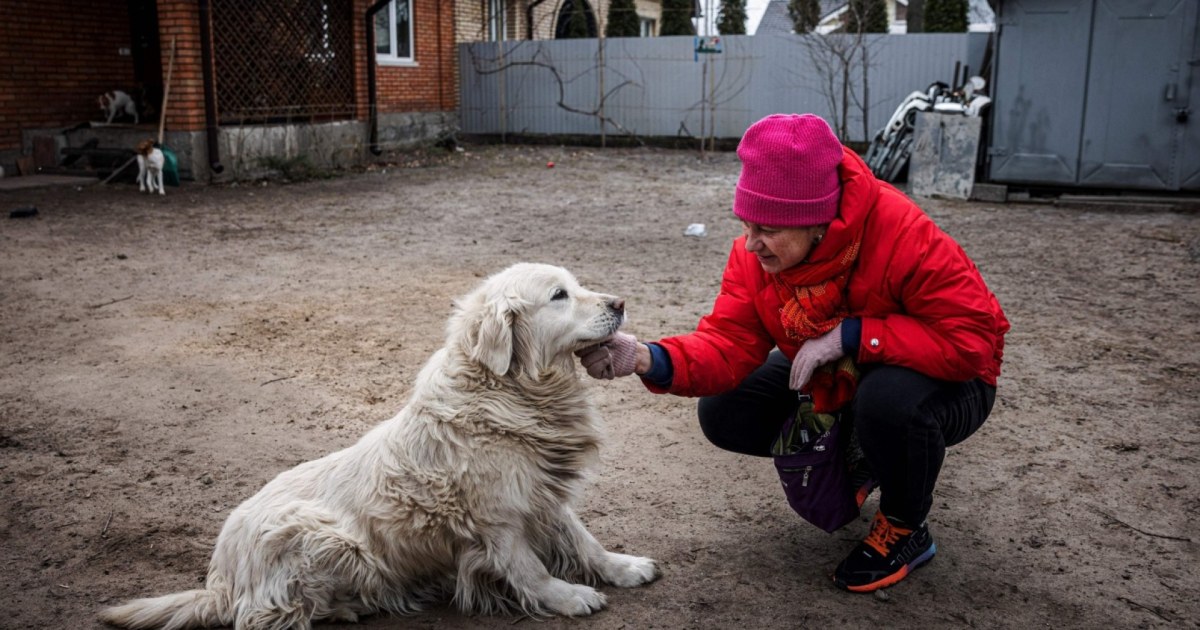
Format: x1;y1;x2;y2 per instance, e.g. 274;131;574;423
988;0;1200;191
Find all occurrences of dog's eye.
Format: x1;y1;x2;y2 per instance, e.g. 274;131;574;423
550;288;568;301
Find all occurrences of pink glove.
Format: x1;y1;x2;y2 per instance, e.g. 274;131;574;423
576;332;640;379
789;323;845;390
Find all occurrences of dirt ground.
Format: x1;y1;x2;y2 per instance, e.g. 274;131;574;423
2;145;1198;630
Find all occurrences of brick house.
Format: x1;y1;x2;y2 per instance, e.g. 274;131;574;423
455;1;669;42
1;0;459;182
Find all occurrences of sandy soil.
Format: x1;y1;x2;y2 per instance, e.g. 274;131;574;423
1;145;1198;630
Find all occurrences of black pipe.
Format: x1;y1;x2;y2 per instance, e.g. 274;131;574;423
198;0;224;174
526;0;548;39
366;0;391;156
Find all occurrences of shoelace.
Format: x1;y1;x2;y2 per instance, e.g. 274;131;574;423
864;513;911;556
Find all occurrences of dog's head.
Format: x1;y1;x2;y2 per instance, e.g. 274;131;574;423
134;139;156;156
451;263;624;379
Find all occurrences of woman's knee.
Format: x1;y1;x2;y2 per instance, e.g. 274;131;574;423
696;395;778;456
852;367;934;436
697;395;731;447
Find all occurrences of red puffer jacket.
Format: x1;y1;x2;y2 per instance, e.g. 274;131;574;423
650;146;1010;397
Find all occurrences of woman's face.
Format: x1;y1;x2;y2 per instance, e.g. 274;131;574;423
741;221;825;273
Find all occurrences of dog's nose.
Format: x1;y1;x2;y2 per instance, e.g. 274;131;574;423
609;298;625;314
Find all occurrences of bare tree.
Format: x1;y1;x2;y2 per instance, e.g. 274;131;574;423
459;8;754;150
790;2;882;142
464;39;645;143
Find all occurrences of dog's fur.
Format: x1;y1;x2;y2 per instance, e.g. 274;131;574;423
99;90;139;125
99;263;658;630
135;140;165;195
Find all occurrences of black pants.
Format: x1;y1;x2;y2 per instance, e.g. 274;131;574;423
697;351;995;525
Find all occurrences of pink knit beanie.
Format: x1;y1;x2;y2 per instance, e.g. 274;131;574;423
733;114;843;227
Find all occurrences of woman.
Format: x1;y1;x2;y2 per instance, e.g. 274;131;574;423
578;113;1009;593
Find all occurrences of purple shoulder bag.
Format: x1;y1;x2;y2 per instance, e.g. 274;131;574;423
770;394;860;533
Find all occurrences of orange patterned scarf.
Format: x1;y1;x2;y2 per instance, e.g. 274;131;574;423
772;235;862;413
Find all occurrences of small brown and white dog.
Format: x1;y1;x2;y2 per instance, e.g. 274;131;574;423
135;140;165;195
99;263;658;630
99;90;139;125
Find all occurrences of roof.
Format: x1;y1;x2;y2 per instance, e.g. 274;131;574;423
755;0;992;35
755;0;845;35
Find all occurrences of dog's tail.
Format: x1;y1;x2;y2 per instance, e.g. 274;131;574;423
98;589;228;630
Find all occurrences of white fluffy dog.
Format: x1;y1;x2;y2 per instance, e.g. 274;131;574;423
99;263;658;630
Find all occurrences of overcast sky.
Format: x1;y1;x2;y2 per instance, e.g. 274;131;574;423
746;0;770;33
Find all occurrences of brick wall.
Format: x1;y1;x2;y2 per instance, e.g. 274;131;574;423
1;0;457;157
453;2;667;43
156;0;206;134
0;0;137;151
355;0;459;116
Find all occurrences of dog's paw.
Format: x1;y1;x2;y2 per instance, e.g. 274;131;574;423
600;552;661;587
543;581;607;617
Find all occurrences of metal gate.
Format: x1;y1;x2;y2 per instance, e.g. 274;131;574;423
988;0;1200;190
212;0;357;124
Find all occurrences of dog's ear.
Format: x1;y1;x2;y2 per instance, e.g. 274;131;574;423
472;295;516;376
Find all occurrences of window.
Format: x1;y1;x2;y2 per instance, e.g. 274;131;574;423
375;0;414;64
639;17;656;37
554;0;597;38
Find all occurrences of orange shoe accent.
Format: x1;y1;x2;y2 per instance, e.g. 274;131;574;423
855;482;873;508
862;511;912;556
843;565;912;593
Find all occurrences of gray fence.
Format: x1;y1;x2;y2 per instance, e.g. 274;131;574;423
460;33;988;144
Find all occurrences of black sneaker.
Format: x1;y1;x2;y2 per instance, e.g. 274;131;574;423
833;511;936;592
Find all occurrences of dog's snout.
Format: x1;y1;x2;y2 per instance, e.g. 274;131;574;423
609;298;625;315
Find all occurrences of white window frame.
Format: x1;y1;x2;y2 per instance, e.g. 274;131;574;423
639;17;656;37
375;0;417;67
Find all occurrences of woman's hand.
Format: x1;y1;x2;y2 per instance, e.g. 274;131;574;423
576;332;646;379
790;323;844;390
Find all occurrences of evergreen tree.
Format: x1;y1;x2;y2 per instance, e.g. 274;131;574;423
717;0;747;35
925;0;968;32
906;0;926;32
787;0;821;33
845;0;888;33
606;0;641;37
562;0;591;39
660;0;695;36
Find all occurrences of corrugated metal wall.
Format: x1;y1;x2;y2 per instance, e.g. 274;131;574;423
460;33;988;144
989;0;1200;191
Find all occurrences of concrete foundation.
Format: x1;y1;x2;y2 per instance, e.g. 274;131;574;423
16;111;458;183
